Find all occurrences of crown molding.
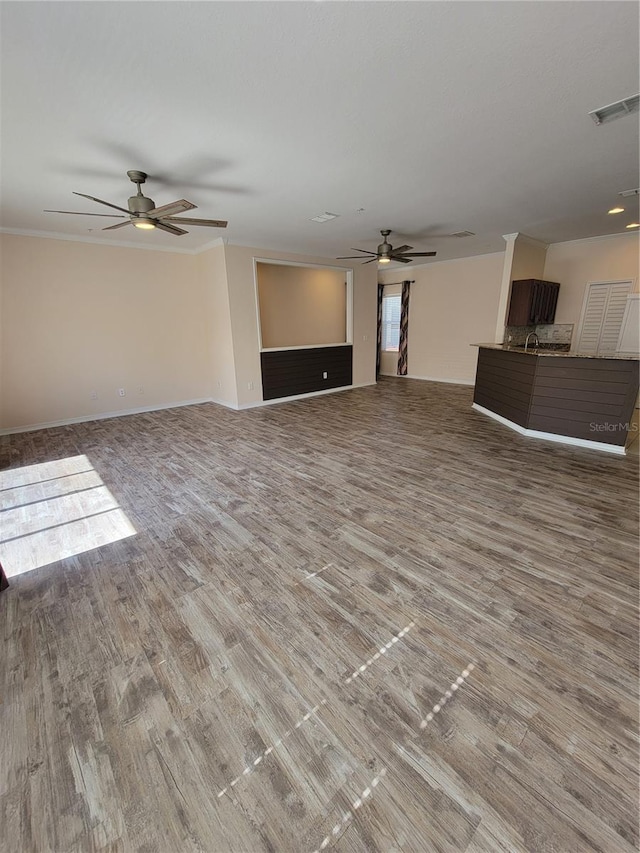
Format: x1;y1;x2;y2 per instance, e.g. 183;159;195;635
501;232;548;249
0;226;199;254
515;233;548;249
547;230;639;249
380;248;504;276
192;236;226;253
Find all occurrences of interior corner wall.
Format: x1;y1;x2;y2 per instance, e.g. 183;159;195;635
222;244;378;408
379;252;505;384
0;233;212;431
494;234;548;338
197;244;238;408
509;237;548;282
543;232;640;326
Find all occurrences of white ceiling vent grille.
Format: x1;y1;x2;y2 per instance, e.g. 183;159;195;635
589;94;639;125
310;212;339;223
619;188;640;198
450;230;475;238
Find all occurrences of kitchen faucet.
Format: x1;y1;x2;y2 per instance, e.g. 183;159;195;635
524;331;540;352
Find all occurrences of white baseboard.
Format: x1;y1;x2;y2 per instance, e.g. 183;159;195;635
0;397;212;435
235;382;375;410
380;372;474;387
471;403;627;456
1;382;380;432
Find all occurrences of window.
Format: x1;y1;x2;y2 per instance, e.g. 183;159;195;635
381;294;401;351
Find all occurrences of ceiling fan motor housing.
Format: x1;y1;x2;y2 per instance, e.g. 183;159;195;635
128;195;155;215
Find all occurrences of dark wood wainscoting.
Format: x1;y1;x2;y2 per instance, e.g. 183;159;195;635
529;357;639;445
474;347;639;447
261;345;353;400
473;347;536;427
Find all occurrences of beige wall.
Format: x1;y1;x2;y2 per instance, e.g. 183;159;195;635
223;245;377;407
257;263;347;348
4;228;634;429
379;253;504;383
0;234;212;430
510;236;547;282
0;234;378;429
197;244;238;408
494;233;548;339
543;232;640;326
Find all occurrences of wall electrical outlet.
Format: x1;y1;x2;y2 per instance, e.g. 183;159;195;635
247;381;254;391
323;371;328;379
137;386;144;395
90;391;98;400
118;388;126;397
363;334;368;342
217;380;222;389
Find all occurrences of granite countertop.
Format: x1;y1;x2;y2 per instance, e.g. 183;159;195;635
473;343;640;361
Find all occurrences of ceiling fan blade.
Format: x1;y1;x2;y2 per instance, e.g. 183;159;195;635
72;192;131;214
149;199;197;218
363;257;379;264
102;221;133;231
44;209;126;218
390;256;412;263
348;248;377;255
392;245;413;254
336;255;374;259
400;252;437;257
155;220;188;236
163;216;228;228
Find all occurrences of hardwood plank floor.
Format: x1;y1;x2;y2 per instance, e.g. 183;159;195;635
1;377;638;853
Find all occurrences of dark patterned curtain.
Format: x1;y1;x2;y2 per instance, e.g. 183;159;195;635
376;283;384;378
397;280;411;376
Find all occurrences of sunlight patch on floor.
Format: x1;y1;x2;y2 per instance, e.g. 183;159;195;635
0;454;136;577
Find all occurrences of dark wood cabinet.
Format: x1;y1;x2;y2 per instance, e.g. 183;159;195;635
507;279;560;326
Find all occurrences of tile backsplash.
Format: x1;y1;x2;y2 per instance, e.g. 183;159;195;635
504;324;573;347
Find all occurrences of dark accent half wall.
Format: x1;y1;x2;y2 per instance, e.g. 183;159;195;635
261;345;353;400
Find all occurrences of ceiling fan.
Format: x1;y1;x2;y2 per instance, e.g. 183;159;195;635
337;230;437;264
44;170;228;236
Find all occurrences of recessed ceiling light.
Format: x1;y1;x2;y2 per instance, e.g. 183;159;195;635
608;207;625;214
626;222;639;229
310;212;339;223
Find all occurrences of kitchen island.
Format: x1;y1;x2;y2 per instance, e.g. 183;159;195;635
472;344;639;454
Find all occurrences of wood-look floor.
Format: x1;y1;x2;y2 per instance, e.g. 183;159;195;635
1;377;638;853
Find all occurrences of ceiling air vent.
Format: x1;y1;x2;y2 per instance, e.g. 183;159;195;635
310;212;339;223
450;230;475;238
619;188;640;198
589;94;639;125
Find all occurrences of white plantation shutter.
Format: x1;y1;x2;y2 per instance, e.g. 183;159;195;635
381;295;401;351
617;295;640;353
577;281;632;353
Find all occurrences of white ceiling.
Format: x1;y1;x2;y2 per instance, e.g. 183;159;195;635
1;1;638;264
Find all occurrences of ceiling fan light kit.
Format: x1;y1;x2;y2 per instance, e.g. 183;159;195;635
44;170;228;236
337;229;437;265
